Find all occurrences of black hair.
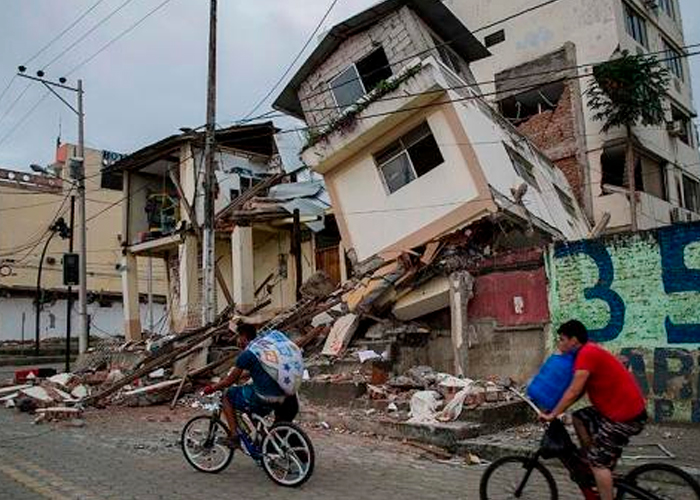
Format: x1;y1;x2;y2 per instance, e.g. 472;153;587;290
557;319;588;344
238;323;257;341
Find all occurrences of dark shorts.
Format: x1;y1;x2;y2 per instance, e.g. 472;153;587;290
226;385;274;417
226;386;299;423
573;406;647;469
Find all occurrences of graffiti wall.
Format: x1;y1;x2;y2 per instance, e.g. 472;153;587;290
546;222;700;423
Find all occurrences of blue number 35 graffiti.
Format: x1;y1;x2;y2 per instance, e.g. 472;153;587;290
555;224;700;344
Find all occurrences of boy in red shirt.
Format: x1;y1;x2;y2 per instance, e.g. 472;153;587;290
541;320;647;500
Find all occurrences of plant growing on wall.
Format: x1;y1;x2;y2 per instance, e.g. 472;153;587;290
586;51;669;231
303;63;424;150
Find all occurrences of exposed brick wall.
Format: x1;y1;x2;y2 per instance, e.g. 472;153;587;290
515;83;584;204
298;6;434;129
547;222;700;422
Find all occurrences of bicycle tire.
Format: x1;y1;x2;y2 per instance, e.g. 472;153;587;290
619;462;700;500
260;421;315;487
479;456;558;500
181;415;234;474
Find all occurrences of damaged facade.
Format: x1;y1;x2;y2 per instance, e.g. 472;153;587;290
449;0;700;230
110;122;341;341
273;0;590;382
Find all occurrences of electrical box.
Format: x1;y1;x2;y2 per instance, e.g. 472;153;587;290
63;253;79;286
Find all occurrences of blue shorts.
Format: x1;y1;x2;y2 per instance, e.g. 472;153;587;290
226;385;273;417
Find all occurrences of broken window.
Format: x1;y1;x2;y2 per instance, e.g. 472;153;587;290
330;47;392;110
374;122;444;194
554;185;577;217
663;39;684;81
624;3;649;48
600;146;643;191
670;105;693;146
498;81;565;125
683;175;700;213
431;34;464;76
505;145;540;191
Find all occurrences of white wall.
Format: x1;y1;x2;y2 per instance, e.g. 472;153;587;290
328;108;481;260
456;96;590;239
0;297;167;342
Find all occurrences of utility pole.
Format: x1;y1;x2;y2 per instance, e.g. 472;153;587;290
202;0;218;325
77;79;88;354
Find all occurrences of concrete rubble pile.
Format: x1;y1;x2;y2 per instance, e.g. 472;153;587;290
0;219;529;432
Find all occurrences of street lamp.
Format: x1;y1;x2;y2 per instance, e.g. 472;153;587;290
18;68;88;355
35;217;70;356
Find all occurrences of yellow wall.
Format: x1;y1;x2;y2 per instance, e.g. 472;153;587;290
0;145;166;297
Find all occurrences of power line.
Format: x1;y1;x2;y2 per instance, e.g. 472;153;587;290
0;83;32;127
0;90;51;149
42;0;138;71
241;0;341;121
0;76;17;108
23;0;109;67
231;48;700;134
471;0;565;34
66;0;178;77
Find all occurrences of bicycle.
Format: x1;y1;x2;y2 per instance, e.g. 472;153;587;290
479;388;700;499
180;391;315;487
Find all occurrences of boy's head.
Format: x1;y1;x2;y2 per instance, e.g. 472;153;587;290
557;319;588;353
236;323;257;349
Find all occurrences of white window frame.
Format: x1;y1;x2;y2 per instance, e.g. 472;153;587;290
329;65;366;111
328;46;392;111
374;122;443;194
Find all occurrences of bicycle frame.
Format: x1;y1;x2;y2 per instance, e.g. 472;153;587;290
501;386;669;500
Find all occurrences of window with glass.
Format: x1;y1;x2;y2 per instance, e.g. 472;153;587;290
505;145;540;191
624;3;648;48
663;39;684;81
554;185;577;217
683;175;700;213
374;122;444;193
329;47;393;110
658;0;676;19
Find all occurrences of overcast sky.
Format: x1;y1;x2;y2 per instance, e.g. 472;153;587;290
0;0;698;171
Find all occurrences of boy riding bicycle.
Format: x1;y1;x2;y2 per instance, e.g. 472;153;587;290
541;320;647;500
204;322;303;449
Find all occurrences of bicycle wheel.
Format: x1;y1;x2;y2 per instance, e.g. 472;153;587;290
480;456;558;500
619;462;700;500
181;415;234;473
260;422;315;487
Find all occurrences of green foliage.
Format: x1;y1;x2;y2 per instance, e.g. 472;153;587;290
586;51;669;132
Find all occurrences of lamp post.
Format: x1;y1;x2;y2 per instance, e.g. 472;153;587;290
19;67;88;354
34;218;70;356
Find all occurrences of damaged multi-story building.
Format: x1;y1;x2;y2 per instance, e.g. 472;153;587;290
272;0;591;378
448;0;700;230
109;122;343;341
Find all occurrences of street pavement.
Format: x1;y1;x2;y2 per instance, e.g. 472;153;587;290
0;406;585;500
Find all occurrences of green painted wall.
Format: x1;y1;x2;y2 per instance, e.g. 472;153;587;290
546;222;700;422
